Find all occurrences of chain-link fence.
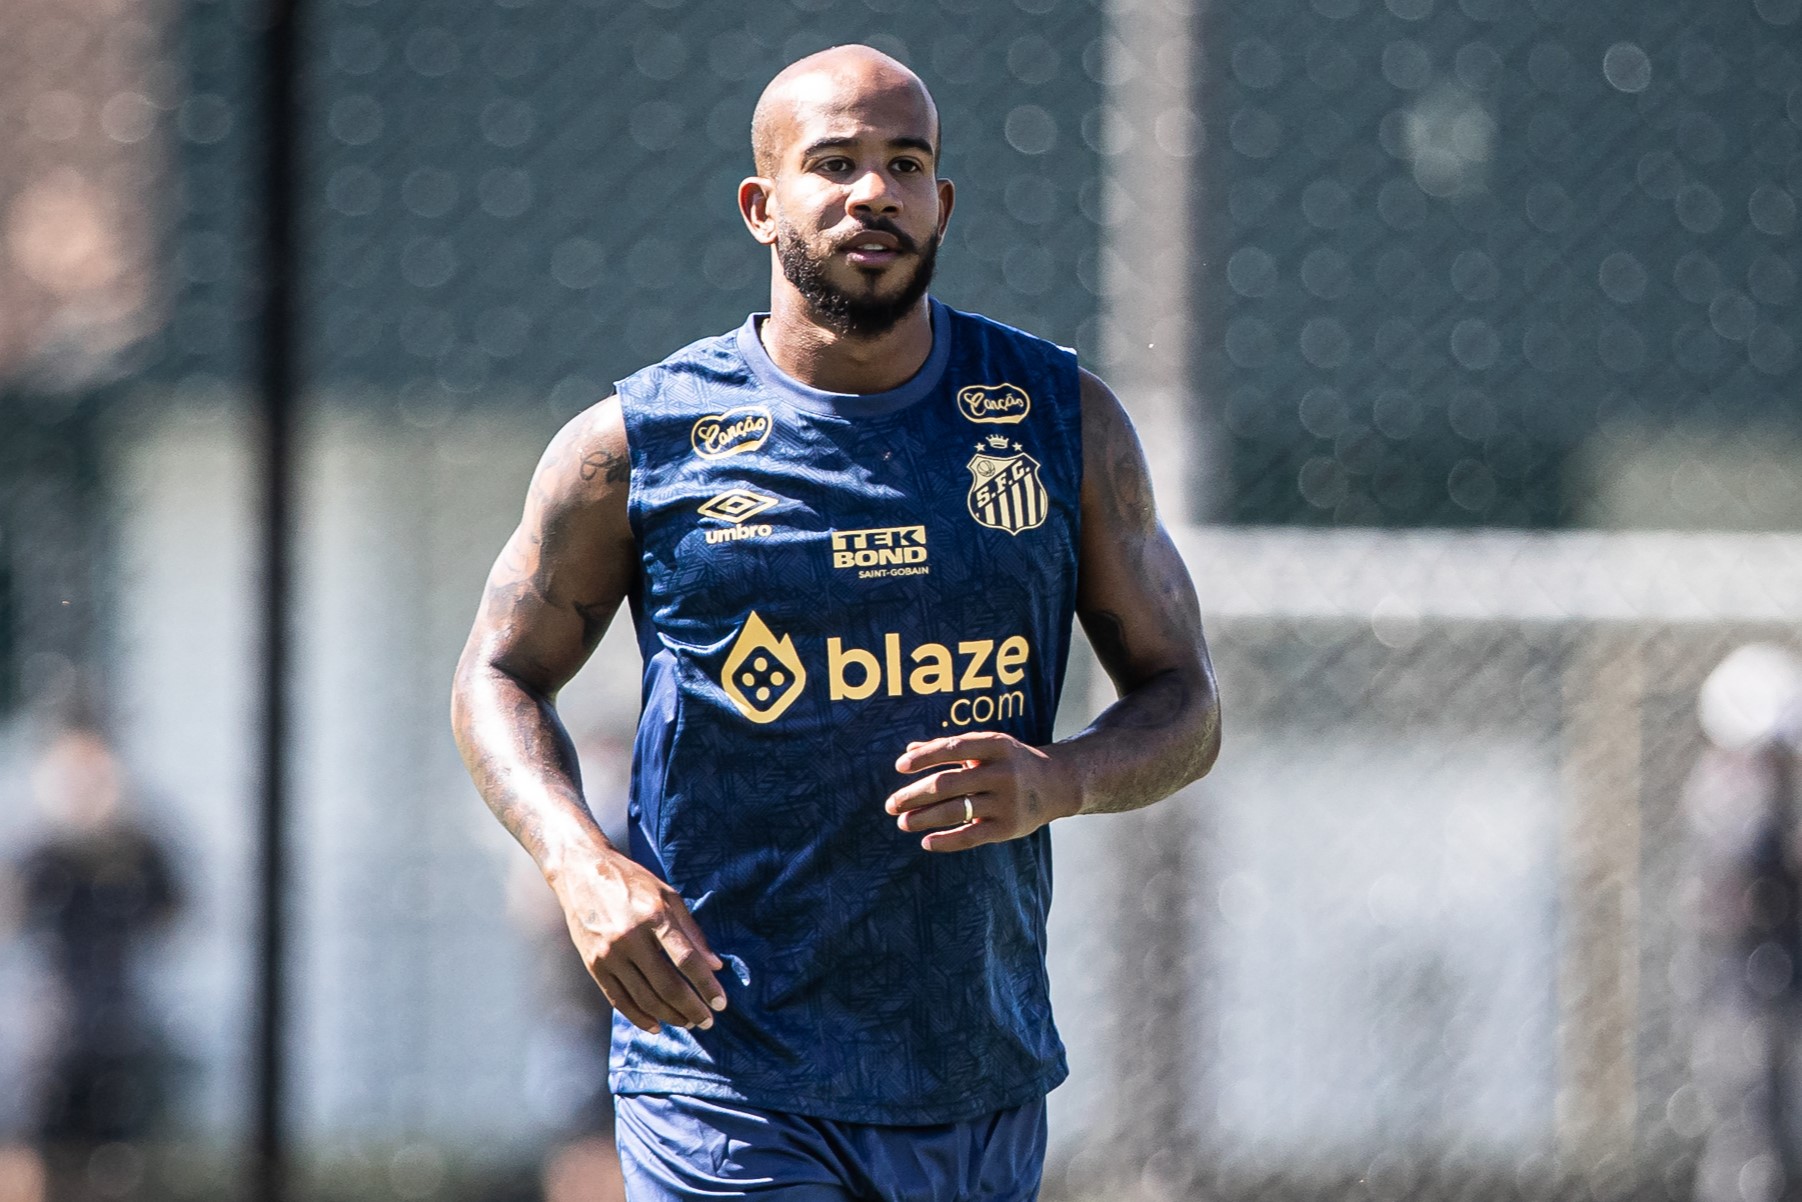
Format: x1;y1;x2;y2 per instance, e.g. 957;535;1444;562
1067;531;1802;1202
1207;0;1802;529
4;0;1802;1198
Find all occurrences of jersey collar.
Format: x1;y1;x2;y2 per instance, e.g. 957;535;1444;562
736;297;951;419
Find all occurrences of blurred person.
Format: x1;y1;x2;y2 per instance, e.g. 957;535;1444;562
1685;647;1802;1202
0;728;183;1202
507;732;631;1202
452;45;1220;1202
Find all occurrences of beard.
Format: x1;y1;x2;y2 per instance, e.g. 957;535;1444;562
775;216;940;339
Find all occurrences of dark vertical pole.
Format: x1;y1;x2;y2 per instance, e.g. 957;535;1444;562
253;0;300;1196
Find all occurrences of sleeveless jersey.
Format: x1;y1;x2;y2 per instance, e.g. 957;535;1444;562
612;298;1081;1124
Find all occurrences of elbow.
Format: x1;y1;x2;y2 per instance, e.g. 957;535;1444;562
1192;712;1221;783
1187;675;1222;785
448;648;487;744
449;670;473;750
450;650;550;740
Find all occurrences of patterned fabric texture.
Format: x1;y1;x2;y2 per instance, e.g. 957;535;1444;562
612;298;1082;1123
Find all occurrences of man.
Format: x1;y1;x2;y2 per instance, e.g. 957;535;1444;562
2;727;184;1202
452;45;1220;1201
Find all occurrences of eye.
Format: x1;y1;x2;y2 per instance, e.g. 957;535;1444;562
816;156;853;174
892;158;924;174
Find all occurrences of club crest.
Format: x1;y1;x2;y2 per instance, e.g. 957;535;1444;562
965;435;1048;535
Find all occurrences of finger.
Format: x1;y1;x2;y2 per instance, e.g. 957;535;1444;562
592;966;660;1033
666;905;726;974
619;956;705;1031
921;820;1005;854
660;916;729;1013
895;732;1014;774
630;939;716;1029
884;764;1002;815
897;795;987;833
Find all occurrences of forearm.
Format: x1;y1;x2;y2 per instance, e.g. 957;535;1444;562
451;660;614;878
1053;666;1220;817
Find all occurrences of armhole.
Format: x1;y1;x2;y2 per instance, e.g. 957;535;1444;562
615;383;647;546
1062;348;1085;546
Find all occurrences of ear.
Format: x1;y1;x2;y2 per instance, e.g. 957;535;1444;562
739;177;778;245
935;177;956;240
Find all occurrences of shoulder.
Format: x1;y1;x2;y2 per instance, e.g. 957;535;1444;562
942;303;1076;363
1076;369;1155;529
941;305;1081;435
616;324;752;405
532;396;630;514
1077;368;1138;447
544;394;627;468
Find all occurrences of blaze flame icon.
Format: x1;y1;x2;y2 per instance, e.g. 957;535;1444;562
721;611;807;723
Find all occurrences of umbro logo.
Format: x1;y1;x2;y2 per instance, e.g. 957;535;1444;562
699;488;778;545
698;488;779;524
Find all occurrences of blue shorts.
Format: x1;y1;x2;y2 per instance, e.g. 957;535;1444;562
614;1092;1047;1201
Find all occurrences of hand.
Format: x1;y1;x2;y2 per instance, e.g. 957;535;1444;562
549;846;727;1033
884;731;1078;852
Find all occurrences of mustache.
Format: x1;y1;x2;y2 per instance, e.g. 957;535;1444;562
835;219;919;255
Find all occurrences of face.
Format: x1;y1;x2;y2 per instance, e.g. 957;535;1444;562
743;69;955;337
32;730;123;831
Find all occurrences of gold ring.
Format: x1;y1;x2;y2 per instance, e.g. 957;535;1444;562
962;796;974;824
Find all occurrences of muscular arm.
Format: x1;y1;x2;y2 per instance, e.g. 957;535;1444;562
886;369;1220;846
1060;367;1220;813
451;399;633;868
451;397;725;1030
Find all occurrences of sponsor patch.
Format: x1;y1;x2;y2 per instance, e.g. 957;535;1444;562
830;525;928;578
956;383;1031;425
714;614;1037;730
698;488;779;524
721;612;806;723
692;406;772;459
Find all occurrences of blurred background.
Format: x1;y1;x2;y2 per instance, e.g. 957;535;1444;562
2;0;1801;1199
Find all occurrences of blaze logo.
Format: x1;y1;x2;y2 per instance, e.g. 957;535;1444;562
715;622;1034;728
721;612;806;723
827;633;1031;729
966;435;1049;535
692;406;772;459
827;632;1028;697
956;383;1031;425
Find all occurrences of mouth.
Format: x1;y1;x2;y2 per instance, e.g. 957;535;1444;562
837;227;911;269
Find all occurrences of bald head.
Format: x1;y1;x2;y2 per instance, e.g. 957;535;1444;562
750;45;940;177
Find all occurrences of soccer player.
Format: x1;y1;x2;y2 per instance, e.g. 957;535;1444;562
451;44;1221;1201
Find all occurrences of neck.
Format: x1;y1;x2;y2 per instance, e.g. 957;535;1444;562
760;283;933;395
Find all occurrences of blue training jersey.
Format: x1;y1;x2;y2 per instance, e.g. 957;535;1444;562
612;297;1081;1124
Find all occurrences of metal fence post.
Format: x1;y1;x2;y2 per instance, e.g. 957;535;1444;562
1095;1;1208;1194
252;0;302;1196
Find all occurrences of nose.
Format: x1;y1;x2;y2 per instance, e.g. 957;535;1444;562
847;168;900;217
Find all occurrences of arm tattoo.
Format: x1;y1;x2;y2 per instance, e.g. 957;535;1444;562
460;666;590;862
1085;608;1192;736
1059;377;1220;816
580;448;630;484
453;411;632;867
